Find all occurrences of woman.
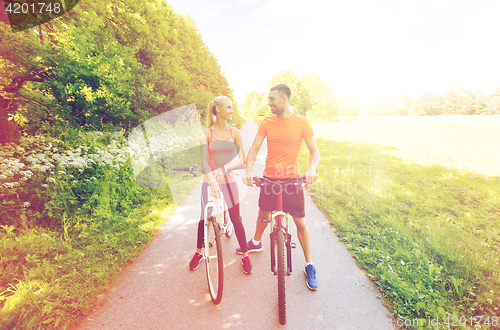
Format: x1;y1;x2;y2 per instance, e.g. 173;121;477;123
189;95;253;274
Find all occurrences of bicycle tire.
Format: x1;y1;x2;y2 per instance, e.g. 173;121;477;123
205;216;223;304
277;228;287;325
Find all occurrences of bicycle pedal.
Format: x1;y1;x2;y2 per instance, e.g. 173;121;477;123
290;243;296;248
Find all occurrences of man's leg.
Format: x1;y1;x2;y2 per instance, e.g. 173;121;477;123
292;216;312;263
294;215;318;290
253;208;271;241
236;208;270;254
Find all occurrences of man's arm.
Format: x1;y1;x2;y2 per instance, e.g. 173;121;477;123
304;136;320;185
242;134;265;186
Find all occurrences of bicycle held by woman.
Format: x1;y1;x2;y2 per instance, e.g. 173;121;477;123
251;175;306;325
173;164;241;304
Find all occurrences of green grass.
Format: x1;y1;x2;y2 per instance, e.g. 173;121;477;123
299;131;500;328
0;129;201;329
0;195;173;329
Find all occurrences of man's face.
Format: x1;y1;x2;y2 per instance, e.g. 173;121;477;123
268;90;286;115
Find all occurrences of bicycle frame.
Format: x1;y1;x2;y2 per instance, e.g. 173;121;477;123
268;186;293;276
203;183;229;234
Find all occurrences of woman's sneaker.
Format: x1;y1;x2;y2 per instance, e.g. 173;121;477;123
241;256;253;274
236;239;263;254
189;252;203;271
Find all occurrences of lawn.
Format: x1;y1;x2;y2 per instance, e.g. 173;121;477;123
299;115;500;329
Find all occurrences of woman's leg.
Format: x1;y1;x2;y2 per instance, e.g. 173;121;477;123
197;181;209;250
222;182;248;254
190;182;209;270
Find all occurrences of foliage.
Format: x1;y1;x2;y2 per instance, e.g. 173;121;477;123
0;130;130;228
0;197;174;329
243;70;338;122
241;91;269;118
300;72;338;122
268;70;306;114
0;128;204;329
337;98;365;117
299;120;500;328
0;0;236;143
365;88;500;116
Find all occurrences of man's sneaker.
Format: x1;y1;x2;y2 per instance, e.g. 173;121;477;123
241;256;253;274
236;239;263;254
189;252;203;271
304;264;319;291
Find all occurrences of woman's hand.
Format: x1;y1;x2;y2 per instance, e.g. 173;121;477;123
215;167;226;182
210;181;222;199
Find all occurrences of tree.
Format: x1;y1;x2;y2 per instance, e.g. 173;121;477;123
418;92;445;116
268;70;306;114
483;88;500;114
0;0;235;143
0;23;48;143
443;88;479;115
338;98;364;116
300;72;337;121
390;94;419;116
242;91;268;118
368;99;399;116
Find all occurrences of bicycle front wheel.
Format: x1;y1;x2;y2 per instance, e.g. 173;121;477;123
277;228;287;325
205;216;223;304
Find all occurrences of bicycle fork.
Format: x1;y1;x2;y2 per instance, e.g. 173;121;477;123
270;213;295;276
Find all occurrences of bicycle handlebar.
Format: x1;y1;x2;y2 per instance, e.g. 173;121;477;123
172;164;246;175
252;176;306;188
172;167;191;172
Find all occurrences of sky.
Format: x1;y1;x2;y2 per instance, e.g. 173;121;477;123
165;0;500;104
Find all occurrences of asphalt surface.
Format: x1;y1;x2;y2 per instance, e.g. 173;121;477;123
73;120;396;330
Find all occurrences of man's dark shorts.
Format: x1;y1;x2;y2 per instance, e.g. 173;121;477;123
258;176;305;218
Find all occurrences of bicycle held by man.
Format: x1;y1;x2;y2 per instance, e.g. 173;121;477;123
173;164;242;304
251;175;306;325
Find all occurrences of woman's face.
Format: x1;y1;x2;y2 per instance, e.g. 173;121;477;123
217;98;234;121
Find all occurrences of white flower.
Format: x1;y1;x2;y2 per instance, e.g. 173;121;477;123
22;202;30;208
2;182;19;189
47;177;55;183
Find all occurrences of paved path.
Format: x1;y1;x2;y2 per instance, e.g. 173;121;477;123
74;120;395;329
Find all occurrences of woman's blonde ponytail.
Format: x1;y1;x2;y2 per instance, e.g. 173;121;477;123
206;100;217;127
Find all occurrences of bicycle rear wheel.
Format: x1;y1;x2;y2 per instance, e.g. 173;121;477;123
277;228;287;325
205;216;223;304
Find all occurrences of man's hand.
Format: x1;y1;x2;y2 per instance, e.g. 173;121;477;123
242;170;256;187
304;169;318;186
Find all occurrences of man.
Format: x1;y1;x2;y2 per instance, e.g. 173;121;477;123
238;84;320;290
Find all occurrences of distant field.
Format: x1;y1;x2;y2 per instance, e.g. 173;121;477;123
314;115;500;177
300;115;500;326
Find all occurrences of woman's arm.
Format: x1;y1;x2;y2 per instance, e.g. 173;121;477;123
220;128;246;171
200;130;218;184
